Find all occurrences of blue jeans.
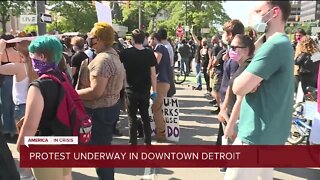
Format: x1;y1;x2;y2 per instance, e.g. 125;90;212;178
195;63;202;87
180;57;190;75
85;101;120;180
1;76;15;135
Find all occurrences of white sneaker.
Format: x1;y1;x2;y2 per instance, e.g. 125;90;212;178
20;175;35;180
20;169;35;180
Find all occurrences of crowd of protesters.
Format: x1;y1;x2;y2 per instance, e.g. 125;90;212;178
1;1;320;180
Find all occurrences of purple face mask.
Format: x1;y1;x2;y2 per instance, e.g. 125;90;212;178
31;58;57;76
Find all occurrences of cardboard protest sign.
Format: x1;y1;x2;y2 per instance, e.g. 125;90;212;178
149;97;180;142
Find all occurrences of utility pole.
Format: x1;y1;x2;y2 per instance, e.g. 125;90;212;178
138;0;142;29
185;0;188;39
36;1;46;35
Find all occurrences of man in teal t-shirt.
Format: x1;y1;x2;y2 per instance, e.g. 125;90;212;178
225;1;294;179
237;33;294;145
232;2;294;145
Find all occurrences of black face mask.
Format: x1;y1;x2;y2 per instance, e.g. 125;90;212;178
87;37;97;48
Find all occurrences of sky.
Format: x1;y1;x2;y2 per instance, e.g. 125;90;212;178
222;1;260;27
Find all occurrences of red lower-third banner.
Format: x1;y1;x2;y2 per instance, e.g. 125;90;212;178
20;145;320;168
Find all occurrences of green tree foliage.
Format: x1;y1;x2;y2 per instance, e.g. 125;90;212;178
48;1;97;33
145;1;175;35
122;1;140;32
285;22;315;38
122;1;229;39
23;24;37;33
0;1;26;34
122;1;177;35
185;1;230;36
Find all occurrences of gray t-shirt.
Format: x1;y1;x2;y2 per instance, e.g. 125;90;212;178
163;41;174;67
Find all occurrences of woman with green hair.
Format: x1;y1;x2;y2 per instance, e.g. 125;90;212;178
16;35;73;180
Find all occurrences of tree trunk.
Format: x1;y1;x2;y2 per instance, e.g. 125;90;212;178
1;20;7;35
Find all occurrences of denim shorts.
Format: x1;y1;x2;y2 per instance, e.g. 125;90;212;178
14;104;26;122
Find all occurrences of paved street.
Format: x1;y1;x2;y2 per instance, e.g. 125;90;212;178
7;76;320;180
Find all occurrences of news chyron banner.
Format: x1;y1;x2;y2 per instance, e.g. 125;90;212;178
149;97;179;142
20;145;320;168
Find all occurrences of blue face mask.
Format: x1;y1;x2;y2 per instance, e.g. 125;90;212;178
250;9;273;33
31;58;57;76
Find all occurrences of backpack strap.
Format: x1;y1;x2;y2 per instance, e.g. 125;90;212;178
40;72;69;85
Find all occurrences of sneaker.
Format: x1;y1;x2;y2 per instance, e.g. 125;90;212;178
156;136;167;143
212;103;219;108
153;134;166;142
20;175;35;180
210;107;220;114
137;134;144;139
20;169;35;180
192;86;202;90
219;168;227;173
209;99;217;105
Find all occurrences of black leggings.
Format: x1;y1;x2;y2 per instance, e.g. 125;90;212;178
202;65;211;92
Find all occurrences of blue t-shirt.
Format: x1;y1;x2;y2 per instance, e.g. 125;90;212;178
155;44;171;83
219;58;239;103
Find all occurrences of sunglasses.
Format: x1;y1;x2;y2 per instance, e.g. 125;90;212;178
230;45;246;51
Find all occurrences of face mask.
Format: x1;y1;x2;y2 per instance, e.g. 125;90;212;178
87;38;97;48
228;49;241;61
32;58;57;76
250;9;273;33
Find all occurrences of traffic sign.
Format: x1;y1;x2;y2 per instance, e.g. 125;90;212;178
20;15;37;24
39;13;52;23
201;28;210;34
185;26;190;32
